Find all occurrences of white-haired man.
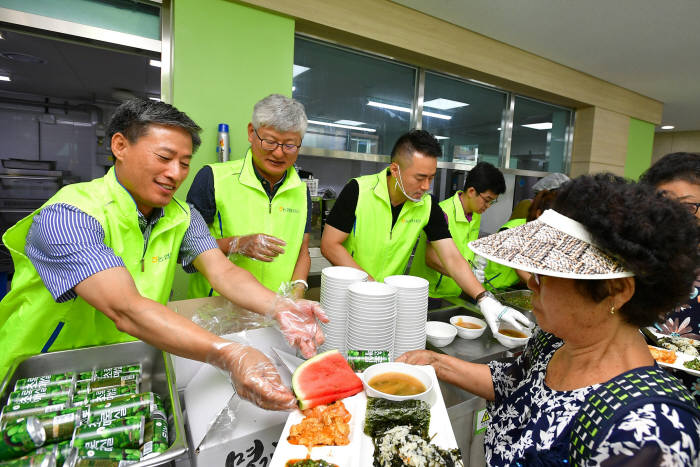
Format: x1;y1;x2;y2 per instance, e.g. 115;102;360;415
187;94;311;299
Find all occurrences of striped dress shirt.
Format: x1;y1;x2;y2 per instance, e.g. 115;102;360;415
25;202;217;302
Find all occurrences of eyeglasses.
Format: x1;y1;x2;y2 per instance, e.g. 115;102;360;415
253;128;301;155
682;202;700;215
478;193;499;206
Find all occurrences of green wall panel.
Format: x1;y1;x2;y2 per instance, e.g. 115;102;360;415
170;0;294;299
0;0;160;39
624;118;654;180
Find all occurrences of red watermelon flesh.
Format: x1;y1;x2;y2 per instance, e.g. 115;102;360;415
292;349;363;410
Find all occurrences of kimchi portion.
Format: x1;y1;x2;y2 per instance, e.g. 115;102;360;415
287;401;352;448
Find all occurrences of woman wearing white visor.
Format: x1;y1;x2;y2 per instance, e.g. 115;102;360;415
399;173;700;465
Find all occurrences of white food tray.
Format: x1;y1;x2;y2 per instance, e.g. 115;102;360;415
269;365;458;467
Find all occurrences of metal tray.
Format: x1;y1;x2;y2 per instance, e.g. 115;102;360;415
0;341;189;466
495;289;533;313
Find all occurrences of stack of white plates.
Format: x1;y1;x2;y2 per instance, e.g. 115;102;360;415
319;266;368;354
384;275;429;358
346;281;398;359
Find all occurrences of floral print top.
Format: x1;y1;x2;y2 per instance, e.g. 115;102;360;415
485;332;700;466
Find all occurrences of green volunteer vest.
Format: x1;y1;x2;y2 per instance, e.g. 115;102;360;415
342;168;432;282
409;192;481;298
187;149;307;297
0;167;190;379
483;218;527;291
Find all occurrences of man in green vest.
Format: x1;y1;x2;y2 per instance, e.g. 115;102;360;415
187;94;310;299
410;162;506;298
321;130;531;335
0;99;326;411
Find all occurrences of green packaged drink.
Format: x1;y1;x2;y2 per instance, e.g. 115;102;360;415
75;375;139;395
72;386;137;407
0;397;70;423
72;416;144;451
4;409;81;444
14;373;76;391
63;447;140;466
78;365;141;383
0;449;57;466
8;383;74;405
139;418;168;459
0;416;46;460
86;393;162;425
35;441;72;466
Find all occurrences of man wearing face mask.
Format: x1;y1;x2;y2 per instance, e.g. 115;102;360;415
321;130;531;334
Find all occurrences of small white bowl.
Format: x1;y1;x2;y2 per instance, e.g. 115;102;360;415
362;362;433;402
494;325;532;348
426;321;457;347
450;315;487;339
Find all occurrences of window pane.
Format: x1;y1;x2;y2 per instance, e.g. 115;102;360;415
510;96;572;172
293;37;416;155
421;72;507;165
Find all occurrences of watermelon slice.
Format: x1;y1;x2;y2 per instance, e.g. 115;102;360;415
292;349;363;410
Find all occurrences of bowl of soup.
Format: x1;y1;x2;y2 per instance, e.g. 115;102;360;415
494;325;531;348
362;362;433;402
450;315;487;339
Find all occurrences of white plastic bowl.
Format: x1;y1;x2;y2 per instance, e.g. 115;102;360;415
362;362;433;402
450;315;487;339
494;325;532;348
426;321;457;347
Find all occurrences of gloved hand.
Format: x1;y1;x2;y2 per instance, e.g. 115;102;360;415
209;341;296;410
269;296;329;359
471;255;487;283
228;234;286;262
478;295;532;334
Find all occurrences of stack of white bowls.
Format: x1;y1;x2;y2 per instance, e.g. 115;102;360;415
384;275;429;357
319;266;368;354
345;281;398;359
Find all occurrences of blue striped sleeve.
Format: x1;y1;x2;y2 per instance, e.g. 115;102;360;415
25;203;125;303
180;205;218;273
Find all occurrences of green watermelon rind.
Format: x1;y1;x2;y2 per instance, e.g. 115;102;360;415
291;349;363;409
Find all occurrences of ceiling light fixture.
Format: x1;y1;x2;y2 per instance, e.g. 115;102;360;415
367;101;451;120
149;59;161;68
308;119;376;132
434;135;450;140
522;122;553;130
334;120;365;126
424;98;468;110
0;75;10;82
293;65;310;77
660;125;675;130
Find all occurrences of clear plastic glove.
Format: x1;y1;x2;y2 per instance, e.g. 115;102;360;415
269;296;329;359
229;234;286;262
478;295;532;334
209;341;296;410
471;266;486;283
471;255;487;283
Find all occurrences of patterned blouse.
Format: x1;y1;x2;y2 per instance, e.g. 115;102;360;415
485;331;700;466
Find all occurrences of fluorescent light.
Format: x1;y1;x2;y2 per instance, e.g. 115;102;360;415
660;125;675;130
424;98;468;110
308;119;376;132
0;75;10;82
497;127;502;131
149;97;161;101
434;135;450;140
293;65;309;77
334;120;365;126
367;101;451;120
367;101;411;113
522;122;552;130
423;111;451;120
149;59;161;68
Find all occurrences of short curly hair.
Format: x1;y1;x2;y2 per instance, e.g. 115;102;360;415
640;152;700;187
553;173;699;327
